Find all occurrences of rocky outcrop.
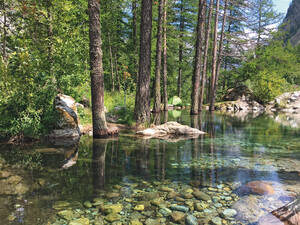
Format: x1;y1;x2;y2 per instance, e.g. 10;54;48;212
49;94;81;139
136;122;205;138
214;86;264;113
267;91;300;113
214;100;264;113
223;85;255;102
282;0;300;46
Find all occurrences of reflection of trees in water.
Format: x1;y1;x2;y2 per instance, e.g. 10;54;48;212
154;140;166;181
135;140;150;179
92;139;108;190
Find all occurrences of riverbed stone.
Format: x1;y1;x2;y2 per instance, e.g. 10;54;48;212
134;204;144;211
57;210;74;220
222;209;237;218
159;186;174;192
244;181;275;195
145;218;161;225
106;192;120;198
195;202;209;211
170;204;189;212
83;201;92;208
105;213;121;222
171;211;185;222
167;192;177;199
151;198;165;207
69;217;89;225
186;214;198;225
211;217;222;225
53;201;71;210
101;204;123;214
143;192;160;201
130;219;143;225
159;208;172;217
193;190;211;201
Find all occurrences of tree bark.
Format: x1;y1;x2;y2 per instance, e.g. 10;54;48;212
162;0;168;111
153;0;164;113
108;32;115;92
177;0;184;98
209;0;220;111
88;0;108;137
134;0;152;126
191;0;205;115
199;0;213;111
211;0;228;108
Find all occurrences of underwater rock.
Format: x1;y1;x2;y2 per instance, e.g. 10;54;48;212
193;190;211;201
0;175;29;195
134;204;144;211
159;208;172;217
130;219;143;225
136;121;205;138
57;209;74;220
222;209;237;219
245;181;275;195
101;204;123;214
186;214;198;225
233;195;266;223
83;201;92;208
53;201;71;210
105;213;121;222
170;205;189;213
106;192;120;198
171;211;185;222
211;217;222;225
69;217;89;225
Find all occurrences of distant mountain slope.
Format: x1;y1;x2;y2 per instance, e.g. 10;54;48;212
283;0;300;45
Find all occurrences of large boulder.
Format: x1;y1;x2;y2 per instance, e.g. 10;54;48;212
214;85;264;113
136;121;205;138
49;94;81;139
223;85;254;102
267;91;300;113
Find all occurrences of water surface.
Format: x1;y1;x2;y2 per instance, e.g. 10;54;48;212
0;111;299;224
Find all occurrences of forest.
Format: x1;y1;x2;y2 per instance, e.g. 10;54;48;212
1;1;300;224
1;0;300;139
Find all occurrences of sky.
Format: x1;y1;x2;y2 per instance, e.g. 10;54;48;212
273;0;292;14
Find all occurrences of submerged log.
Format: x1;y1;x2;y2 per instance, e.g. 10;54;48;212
272;196;300;225
136;121;206;138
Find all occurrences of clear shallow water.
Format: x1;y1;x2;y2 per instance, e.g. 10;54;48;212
0;111;300;224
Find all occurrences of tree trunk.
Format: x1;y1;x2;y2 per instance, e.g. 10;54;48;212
211;0;228;108
153;0;164;113
88;0;108;137
199;0;213;111
191;0;205;115
134;0;152;126
108;32;115;92
209;0;220;111
177;0;184;98
163;0;168;111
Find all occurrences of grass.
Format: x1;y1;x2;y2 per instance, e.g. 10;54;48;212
78;91;136;126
